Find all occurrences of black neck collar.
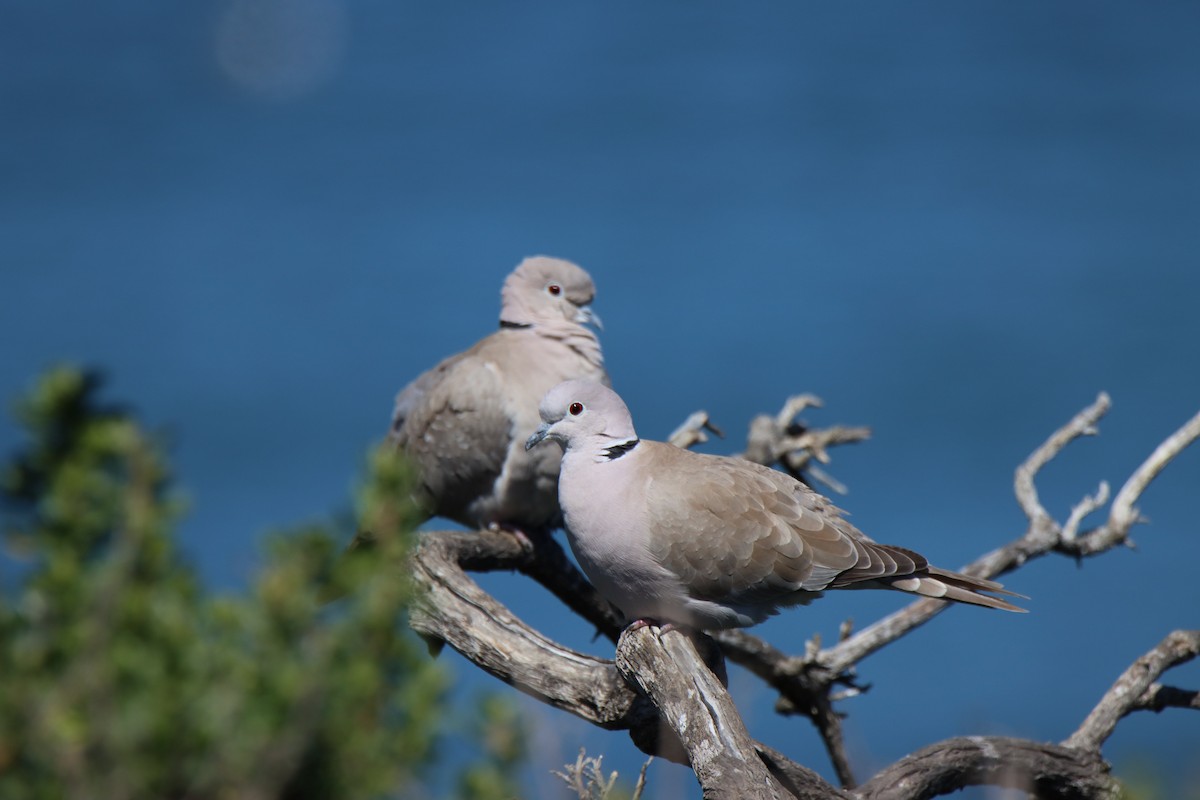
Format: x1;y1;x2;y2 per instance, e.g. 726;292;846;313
602;438;640;460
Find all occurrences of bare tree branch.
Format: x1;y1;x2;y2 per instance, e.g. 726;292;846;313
407;530;637;729
1014;392;1111;539
1103;407;1200;544
1132;684;1200;714
402;393;1199;798
560;395;1197;788
1066;629;1200;752
739;393;871;492
615;626;793;799
1062;481;1110;543
709;629;858;787
405;525;1200;799
657;395;1199;786
810;396;1200;677
855;737;1117;800
754;743;852;800
669;410;725;450
406;529;828;790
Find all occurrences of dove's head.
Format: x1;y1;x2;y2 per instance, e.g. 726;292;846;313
501;256;602;330
525;380;637;454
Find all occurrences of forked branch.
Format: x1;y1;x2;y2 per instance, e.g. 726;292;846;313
405;394;1199;798
709;395;1199;784
405;523;1193;798
1066;629;1200;752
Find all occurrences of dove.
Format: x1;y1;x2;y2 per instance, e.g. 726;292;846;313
389;257;608;535
525;380;1024;630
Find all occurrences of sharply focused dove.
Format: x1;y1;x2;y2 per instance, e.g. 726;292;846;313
526;380;1024;630
389;257;608;535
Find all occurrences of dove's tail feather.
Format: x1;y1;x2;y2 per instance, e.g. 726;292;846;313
879;566;1028;612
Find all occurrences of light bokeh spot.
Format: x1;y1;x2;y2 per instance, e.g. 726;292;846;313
214;0;347;100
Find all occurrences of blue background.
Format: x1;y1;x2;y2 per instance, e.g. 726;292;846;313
3;2;1198;797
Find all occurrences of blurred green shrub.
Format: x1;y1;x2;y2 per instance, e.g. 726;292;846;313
0;367;524;800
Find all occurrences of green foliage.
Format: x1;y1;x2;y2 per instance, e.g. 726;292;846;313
1117;759;1200;800
0;366;526;799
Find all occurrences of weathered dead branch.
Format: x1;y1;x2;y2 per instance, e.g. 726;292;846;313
855;737;1117;800
1066;629;1200;752
615;626;792;799
404;395;1199;798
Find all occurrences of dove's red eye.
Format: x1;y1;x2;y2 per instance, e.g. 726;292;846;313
548;284;562;296
569;402;584;416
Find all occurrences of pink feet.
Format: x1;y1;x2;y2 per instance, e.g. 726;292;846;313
626;619;684;636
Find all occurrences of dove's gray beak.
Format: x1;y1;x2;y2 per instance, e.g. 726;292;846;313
575;304;603;331
525;423;550;451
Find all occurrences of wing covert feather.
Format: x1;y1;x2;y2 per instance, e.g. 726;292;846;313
644;444;852;602
639;442;959;608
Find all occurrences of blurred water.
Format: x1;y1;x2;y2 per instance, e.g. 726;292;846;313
3;3;1199;797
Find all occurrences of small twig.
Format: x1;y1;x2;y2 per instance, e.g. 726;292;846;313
781;427;871;467
739;393;870;497
631;757;652;800
553;749;589;798
1106;407;1200;540
553;748;623;800
777;394;824;427
816;597;950;678
1061;408;1200;558
1132;683;1200;714
811;694;856;788
1062;481;1110;542
776;428;871;495
806;464;849;496
668;410;725;450
1013;392;1110;540
1066;629;1200;751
